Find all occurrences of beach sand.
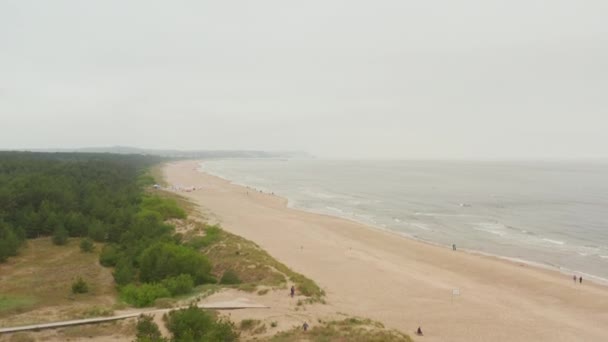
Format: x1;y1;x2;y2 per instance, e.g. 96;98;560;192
164;160;608;341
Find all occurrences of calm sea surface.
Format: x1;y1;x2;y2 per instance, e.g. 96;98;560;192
199;159;608;282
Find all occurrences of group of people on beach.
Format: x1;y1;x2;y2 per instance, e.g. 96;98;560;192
573;275;583;284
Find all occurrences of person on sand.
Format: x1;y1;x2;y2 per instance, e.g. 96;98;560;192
580;276;583;284
290;286;295;298
417;327;423;336
452;244;456;251
303;322;309;332
573;275;577;283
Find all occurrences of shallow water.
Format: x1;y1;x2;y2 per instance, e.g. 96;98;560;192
200;159;608;281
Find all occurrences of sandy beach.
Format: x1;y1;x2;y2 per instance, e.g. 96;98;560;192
164;160;608;342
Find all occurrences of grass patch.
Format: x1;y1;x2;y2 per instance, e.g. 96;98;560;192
78;306;114;318
0;296;37;314
266;317;413;342
253;323;268;334
0;238;116;326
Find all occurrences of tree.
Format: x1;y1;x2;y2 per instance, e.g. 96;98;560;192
120;283;170;307
52;225;69;245
0;221;21;262
113;260;135;286
80;238;95;252
66;212;88;237
138;242;212;284
135;314;165;342
165;305;238;342
99;244;121;266
161;274;194;296
88;220;106;242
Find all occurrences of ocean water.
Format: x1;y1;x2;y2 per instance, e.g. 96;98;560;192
199;159;608;282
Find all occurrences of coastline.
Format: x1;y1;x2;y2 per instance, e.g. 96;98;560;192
164;160;608;342
198;161;608;287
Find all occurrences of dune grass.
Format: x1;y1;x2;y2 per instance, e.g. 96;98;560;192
177;217;325;300
267;317;414;342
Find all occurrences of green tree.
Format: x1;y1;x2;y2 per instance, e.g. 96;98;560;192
165;305;238;342
66;212;88;237
52;225;69;245
80;238;95;252
0;221;21;262
99;244;121;266
161;274;194;296
120;283;170;307
135;314;165;342
88;219;106;242
113;260;135;286
138;242;212;284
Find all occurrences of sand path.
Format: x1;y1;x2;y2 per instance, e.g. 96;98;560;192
164;161;608;341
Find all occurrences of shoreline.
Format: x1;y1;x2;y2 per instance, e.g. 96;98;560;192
165;160;608;342
197;162;608;287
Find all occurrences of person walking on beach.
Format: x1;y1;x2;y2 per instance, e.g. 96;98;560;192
573;275;577;283
290;286;295;298
303;322;309;332
452;244;456;251
416;327;423;336
580;276;583;284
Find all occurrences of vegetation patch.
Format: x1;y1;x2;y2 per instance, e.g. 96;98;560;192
0;295;37;314
164;305;239;341
178;218;325;301
135;314;164;341
240;318;261;330
266;317;413;342
71;277;89;294
0;238;116;326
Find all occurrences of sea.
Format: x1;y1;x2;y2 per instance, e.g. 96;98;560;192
199;159;608;283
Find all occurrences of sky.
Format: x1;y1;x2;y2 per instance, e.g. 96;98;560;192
1;0;607;159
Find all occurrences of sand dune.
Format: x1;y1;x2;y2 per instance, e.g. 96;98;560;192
164;161;608;342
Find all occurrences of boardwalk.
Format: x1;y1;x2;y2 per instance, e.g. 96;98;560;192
0;298;268;334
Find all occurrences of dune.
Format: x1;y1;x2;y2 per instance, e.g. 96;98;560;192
164;160;608;342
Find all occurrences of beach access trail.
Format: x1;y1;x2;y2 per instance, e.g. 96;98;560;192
165;161;608;342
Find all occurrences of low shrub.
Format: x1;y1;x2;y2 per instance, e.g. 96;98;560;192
99;244;121;267
187;225;222;249
121;283;171;307
220;270;241;285
161;274;194;296
136;314;165;342
165;305;239;341
52;226;68;245
71;277;89;294
79;238;95;253
240;319;260;330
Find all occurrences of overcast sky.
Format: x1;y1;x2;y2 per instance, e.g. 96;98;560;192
1;1;607;159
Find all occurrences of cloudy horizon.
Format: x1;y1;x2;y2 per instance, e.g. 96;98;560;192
1;1;607;159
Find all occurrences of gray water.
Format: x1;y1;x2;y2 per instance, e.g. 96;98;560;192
199;159;608;282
